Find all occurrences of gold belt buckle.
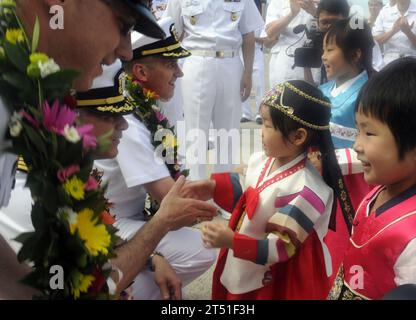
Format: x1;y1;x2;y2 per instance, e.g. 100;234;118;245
216;51;225;58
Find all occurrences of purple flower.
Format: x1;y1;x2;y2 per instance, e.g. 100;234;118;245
77;124;97;150
57;165;80;183
155;110;166;122
43;100;77;134
85;176;99;191
20;110;40;128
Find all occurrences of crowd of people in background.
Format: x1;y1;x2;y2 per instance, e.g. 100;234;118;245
1;0;416;300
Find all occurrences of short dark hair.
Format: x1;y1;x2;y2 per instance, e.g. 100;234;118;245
325;18;375;77
356;57;416;159
317;0;350;18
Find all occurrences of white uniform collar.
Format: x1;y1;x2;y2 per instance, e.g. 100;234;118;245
331;70;366;97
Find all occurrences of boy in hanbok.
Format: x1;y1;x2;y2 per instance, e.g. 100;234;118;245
200;80;354;299
319;19;376;278
329;58;416;300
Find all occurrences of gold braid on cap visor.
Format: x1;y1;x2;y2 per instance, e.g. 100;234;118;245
262;82;331;131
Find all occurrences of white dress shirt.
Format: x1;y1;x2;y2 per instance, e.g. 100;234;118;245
165;0;264;51
373;2;416;64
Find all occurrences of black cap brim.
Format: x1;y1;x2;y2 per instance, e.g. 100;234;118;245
123;0;166;39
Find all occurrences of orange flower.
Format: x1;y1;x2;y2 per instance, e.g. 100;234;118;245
101;211;115;225
143;88;160;100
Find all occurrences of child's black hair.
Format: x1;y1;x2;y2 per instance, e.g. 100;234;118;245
264;80;355;232
317;0;350;18
356;57;416;159
325;18;375;78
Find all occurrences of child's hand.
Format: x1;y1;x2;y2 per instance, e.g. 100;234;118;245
201;222;234;249
234;165;248;176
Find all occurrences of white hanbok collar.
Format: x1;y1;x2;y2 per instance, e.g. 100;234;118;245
330;70;366;98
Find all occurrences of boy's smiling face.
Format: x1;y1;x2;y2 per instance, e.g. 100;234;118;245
354;110;416;187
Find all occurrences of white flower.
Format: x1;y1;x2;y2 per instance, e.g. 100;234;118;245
63;124;81;143
9;120;22;137
38;58;60;78
57;207;77;225
157;125;163;130
9;112;23;137
151;104;160;112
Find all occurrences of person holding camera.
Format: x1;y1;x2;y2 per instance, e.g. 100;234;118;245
265;0;318;88
303;0;384;85
302;0;350;85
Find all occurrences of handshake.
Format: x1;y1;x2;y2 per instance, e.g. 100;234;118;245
154;176;218;230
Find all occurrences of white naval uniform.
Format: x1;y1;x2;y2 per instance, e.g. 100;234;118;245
0;98;17;209
241;28;265;121
165;0;264;180
152;0;169;20
94;114;216;300
373;2;416;65
266;0;315;88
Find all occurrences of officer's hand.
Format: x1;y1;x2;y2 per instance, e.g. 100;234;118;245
180;179;216;201
152;255;182;300
155;176;217;230
240;70;252;102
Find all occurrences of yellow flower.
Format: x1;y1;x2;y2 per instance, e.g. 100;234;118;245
162;134;178;149
5;28;24;44
63;176;85;200
71;272;95;299
0;46;5;60
0;0;16;8
71;209;111;256
143;88;160;100
29;52;49;64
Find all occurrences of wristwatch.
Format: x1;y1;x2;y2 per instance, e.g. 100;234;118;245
147;251;164;272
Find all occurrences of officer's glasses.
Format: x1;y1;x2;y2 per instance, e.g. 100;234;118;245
100;0;136;36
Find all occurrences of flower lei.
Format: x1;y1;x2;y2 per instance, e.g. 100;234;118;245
124;75;188;216
0;0;119;299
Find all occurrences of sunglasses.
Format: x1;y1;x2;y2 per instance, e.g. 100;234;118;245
101;0;137;36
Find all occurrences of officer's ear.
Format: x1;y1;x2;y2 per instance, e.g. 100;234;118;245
132;63;149;83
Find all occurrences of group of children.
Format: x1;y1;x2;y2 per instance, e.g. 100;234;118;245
200;17;416;300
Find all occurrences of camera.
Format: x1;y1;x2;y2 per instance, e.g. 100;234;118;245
293;19;324;68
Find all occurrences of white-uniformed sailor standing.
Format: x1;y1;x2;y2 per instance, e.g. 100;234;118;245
164;0;264;181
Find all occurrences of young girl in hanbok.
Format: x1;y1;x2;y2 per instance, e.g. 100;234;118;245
319;19;376;278
202;80;353;300
329;58;416;300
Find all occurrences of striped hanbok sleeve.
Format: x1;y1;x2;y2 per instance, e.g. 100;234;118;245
232;186;330;265
211;172;243;213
